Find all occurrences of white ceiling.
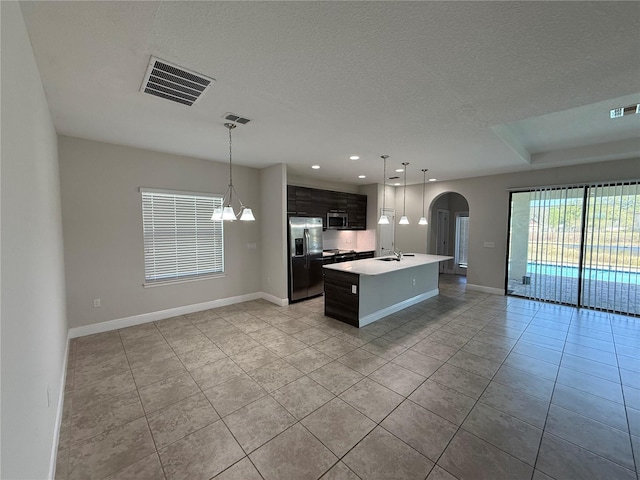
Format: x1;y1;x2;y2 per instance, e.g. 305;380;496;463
19;1;640;185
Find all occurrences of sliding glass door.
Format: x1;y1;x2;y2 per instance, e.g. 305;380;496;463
506;181;639;316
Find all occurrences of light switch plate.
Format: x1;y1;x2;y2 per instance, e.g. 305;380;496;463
351;285;357;294
483;242;495;248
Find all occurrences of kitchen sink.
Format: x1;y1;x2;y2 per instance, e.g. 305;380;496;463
377;257;399;262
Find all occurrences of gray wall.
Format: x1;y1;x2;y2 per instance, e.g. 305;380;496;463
1;3;68;478
260;164;288;301
395;157;640;291
59;137;263;328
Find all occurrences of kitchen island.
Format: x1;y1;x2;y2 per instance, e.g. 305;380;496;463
323;254;453;327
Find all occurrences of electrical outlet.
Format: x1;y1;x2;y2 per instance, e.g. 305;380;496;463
93;298;101;308
412;278;416;286
483;242;495;248
351;285;357;294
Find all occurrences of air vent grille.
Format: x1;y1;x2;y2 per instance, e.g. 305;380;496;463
223;112;251;125
140;56;214;106
610;103;640;119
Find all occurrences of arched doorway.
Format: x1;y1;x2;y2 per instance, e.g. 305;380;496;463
428;192;470;276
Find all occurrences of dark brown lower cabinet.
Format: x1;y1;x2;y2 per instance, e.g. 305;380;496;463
323;269;359;327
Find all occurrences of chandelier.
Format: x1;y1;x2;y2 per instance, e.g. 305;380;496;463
211;123;255;222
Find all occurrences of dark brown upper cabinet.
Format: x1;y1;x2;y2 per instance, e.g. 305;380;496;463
287;185;367;230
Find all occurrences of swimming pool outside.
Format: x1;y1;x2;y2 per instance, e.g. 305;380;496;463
526;263;639;285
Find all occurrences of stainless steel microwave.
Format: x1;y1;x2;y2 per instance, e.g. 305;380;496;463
327;212;348;229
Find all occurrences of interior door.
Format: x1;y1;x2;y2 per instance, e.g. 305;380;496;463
436;209;450;272
378;208;395;256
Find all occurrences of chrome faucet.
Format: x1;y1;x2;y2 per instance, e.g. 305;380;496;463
392;250;402;261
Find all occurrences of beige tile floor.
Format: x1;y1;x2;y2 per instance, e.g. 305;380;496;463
55;275;640;480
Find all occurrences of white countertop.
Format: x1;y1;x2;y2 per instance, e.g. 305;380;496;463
323;253;453;276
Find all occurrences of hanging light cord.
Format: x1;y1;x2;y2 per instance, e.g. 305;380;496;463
402;162;409;216
227;124;234;206
382;155;387;212
421;169;427;217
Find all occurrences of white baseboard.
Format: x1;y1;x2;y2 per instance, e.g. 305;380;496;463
359;289;439;327
49;335;70;480
261;292;289;307
68;292;288;338
466;283;504;295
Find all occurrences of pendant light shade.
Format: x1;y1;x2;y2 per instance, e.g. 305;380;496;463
399;162;410;225
419;168;429;226
378;155;390;225
239;207;255;221
222;206;236;221
211;123;256;222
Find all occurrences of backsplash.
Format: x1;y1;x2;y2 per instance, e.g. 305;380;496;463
322;229;376;251
322;230;357;250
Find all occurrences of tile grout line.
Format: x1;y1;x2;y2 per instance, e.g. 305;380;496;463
413;296;542;479
528;305;573;480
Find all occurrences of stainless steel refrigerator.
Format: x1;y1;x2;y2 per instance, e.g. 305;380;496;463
288;217;324;302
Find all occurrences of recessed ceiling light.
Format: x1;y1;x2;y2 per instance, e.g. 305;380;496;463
350;155;360;160
311;165;320;169
358;175;366;179
395;168;404;173
394;182;401;186
429;178;437;182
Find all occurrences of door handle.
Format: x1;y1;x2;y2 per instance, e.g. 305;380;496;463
304;229;310;268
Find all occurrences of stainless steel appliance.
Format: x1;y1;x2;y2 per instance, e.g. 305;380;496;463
327;212;348;229
288;217;324;302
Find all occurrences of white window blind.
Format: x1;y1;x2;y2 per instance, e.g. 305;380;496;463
456;214;469;268
141;188;223;284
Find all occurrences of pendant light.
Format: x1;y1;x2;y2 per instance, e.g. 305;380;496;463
418;169;429;225
399;162;410;224
211;123;255;222
378;155;390;225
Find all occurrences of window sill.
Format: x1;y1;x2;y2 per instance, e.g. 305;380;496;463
143;273;225;288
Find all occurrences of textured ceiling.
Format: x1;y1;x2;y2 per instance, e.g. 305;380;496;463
19;1;640;185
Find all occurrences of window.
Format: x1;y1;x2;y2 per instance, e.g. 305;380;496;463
455;213;469;268
141;188;223;285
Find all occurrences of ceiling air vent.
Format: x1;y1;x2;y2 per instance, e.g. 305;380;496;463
223;112;251;125
610;103;640;119
140;56;214;106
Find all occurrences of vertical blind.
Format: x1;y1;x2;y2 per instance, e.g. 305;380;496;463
526;186;584;306
582;182;639;314
141;188;224;283
507;181;639;315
